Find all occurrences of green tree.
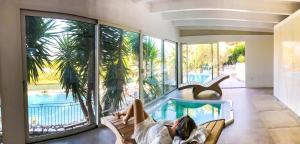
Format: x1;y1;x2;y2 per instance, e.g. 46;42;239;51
54;35;90;123
65;21;96;123
26;16;57;83
186;44;212;72
58;20;96;124
100;25;139;113
143;37;161;103
226;42;245;65
26;16;96;124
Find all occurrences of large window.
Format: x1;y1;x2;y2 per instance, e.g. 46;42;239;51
218;42;245;88
22;11;179;142
182;44;213;84
163;41;177;93
142;36;163;103
182;44;188;84
182;42;246;88
23;13;96;141
99;25;140;114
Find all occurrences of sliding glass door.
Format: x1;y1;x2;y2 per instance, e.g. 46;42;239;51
218;42;246;88
163;41;178;94
22;12;97;142
182;44;213;84
212;43;219;79
99;25;140;114
182;42;246;88
142;36;163;103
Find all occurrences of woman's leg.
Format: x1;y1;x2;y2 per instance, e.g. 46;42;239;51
123;99;148;126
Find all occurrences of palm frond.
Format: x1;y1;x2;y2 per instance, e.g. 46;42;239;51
26;16;58;83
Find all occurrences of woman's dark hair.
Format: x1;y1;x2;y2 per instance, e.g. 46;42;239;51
175;115;197;140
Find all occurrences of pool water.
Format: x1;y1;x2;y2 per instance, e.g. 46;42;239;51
28;92;85;126
29;92;75;105
186;73;210;84
150;99;232;125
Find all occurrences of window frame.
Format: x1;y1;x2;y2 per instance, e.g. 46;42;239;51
21;9;99;143
20;10;180;143
162;39;178;95
98;23;141;114
141;35;165;103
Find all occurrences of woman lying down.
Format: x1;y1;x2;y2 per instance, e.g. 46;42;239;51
115;99;209;144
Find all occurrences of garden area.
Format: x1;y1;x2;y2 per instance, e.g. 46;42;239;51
182;41;246;88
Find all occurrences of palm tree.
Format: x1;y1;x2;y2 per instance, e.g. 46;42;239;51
100;25;139;113
26;16;57;83
100;25;127;113
26;17;96;124
142;38;161;102
58;20;96;124
54;35;90;121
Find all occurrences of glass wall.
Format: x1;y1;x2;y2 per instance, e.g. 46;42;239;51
21;10;180;143
182;44;188;84
24;15;96;140
142;36;163;103
163;41;177;93
218;42;245;88
99;25;140;114
182;42;246;88
182;44;213;84
212;43;219;78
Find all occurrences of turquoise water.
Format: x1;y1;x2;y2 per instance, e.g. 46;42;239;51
28;92;84;126
29;92;75;105
150;99;222;124
187;73;210;84
28;93;224;126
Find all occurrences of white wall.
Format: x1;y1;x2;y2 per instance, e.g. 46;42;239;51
274;9;300;117
97;0;179;41
0;0;178;143
180;35;274;88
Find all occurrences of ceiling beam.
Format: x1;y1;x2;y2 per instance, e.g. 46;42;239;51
180;29;273;37
150;0;300;15
274;0;300;2
162;10;287;23
132;0;157;3
173;19;275;29
178;26;274;32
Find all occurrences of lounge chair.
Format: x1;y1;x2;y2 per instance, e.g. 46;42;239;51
178;75;229;99
101;115;225;144
201;119;225;144
101;115;135;144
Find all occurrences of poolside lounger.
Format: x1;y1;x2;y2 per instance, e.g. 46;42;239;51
202;119;225;144
178;75;229;99
101;115;225;144
101;115;135;144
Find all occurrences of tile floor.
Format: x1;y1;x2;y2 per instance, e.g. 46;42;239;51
45;88;300;144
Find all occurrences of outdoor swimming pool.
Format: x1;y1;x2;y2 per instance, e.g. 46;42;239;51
28;92;85;126
149;98;233;125
186;72;211;84
29;92;76;105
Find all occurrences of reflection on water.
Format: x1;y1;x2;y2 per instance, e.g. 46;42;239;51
150;99;222;124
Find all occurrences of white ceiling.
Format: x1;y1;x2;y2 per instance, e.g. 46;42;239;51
134;0;300;35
